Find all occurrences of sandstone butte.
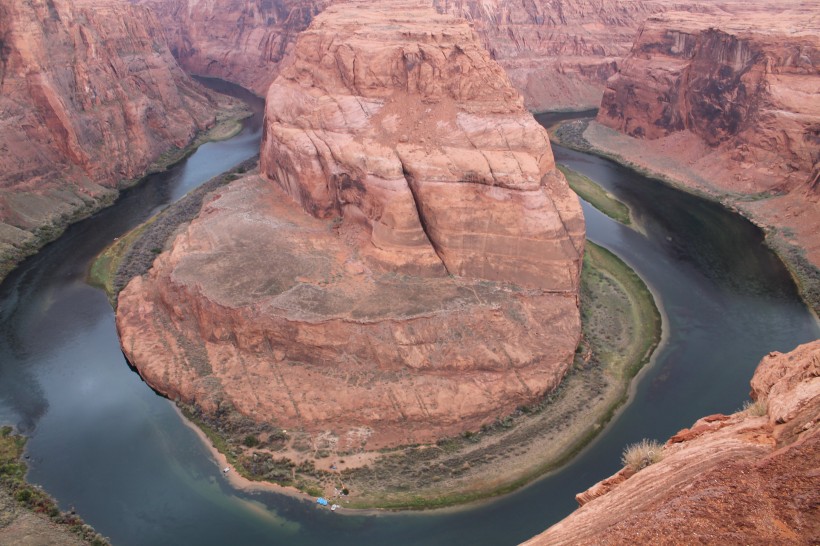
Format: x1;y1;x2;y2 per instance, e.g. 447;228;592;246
594;7;820;270
0;0;236;280
523;339;820;545
116;0;585;451
138;0;721;112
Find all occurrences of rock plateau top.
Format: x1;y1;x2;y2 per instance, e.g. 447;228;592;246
117;0;584;451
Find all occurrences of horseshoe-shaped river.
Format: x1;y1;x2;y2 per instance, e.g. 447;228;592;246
1;81;817;545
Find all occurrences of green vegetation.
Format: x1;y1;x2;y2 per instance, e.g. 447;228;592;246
621;439;664;472
88;156;259;305
87;218;157;301
558;164;632;225
0;426;109;545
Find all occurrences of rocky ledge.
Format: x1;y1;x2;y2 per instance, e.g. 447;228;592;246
117;0;584;451
0;0;241;281
524;339;820;545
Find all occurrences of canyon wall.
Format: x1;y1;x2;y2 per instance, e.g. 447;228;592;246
432;0;676;111
0;0;236;280
139;0;706;111
117;0;584;451
591;8;820;269
524;339;820;545
135;0;327;96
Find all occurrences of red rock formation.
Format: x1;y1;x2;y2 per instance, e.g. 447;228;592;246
523;340;820;545
117;0;584;450
0;0;237;279
138;0;731;111
137;0;327;96
433;0;678;111
591;6;820;269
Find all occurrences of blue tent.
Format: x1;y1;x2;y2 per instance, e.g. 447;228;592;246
316;497;329;506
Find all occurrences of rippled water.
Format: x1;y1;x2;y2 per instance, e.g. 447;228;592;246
0;96;816;545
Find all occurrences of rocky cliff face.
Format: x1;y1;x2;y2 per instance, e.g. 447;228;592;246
138;0;721;111
137;0;327;96
0;0;236;280
598;9;819;195
591;6;820;274
117;0;584;450
524;339;820;545
433;0;678;111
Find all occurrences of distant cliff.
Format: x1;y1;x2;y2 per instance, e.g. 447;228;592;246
524;340;820;545
139;0;705;111
433;0;676;111
136;0;327;96
598;10;819;195
0;0;239;281
583;6;820;300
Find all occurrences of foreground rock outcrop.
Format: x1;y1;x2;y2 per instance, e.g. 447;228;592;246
523;339;820;545
0;0;238;281
117;0;584;450
594;7;820;269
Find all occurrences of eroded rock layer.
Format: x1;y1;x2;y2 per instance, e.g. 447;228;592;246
593;6;820;268
0;0;233;279
117;0;584;450
523;340;820;545
139;0;717;111
137;0;327;96
433;0;676;111
599;9;819;194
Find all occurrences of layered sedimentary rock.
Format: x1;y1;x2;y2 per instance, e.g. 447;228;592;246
137;0;327;96
524;339;820;545
433;0;679;111
139;0;723;111
0;0;235;279
594;8;820;266
117;0;584;450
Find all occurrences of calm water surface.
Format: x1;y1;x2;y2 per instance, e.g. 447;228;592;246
0;100;816;545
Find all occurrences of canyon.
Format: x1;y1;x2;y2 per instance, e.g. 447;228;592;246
589;6;820;289
138;0;702;112
524;340;820;545
116;0;584;452
0;0;242;281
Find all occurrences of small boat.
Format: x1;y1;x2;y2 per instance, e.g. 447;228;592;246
222;467;230;474
331;504;338;511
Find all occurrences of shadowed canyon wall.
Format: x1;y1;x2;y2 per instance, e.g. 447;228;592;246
591;6;820;274
0;0;235;280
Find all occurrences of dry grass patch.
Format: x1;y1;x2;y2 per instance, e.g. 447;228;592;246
622;439;664;472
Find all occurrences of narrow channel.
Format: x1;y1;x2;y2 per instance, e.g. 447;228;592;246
0;85;816;545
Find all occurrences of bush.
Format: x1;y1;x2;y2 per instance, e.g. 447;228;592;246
742;398;767;417
621;439;664;472
242;435;259;448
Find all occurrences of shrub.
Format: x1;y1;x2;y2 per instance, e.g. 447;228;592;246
621;439;664;472
742;398;767;417
242;435;259;448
